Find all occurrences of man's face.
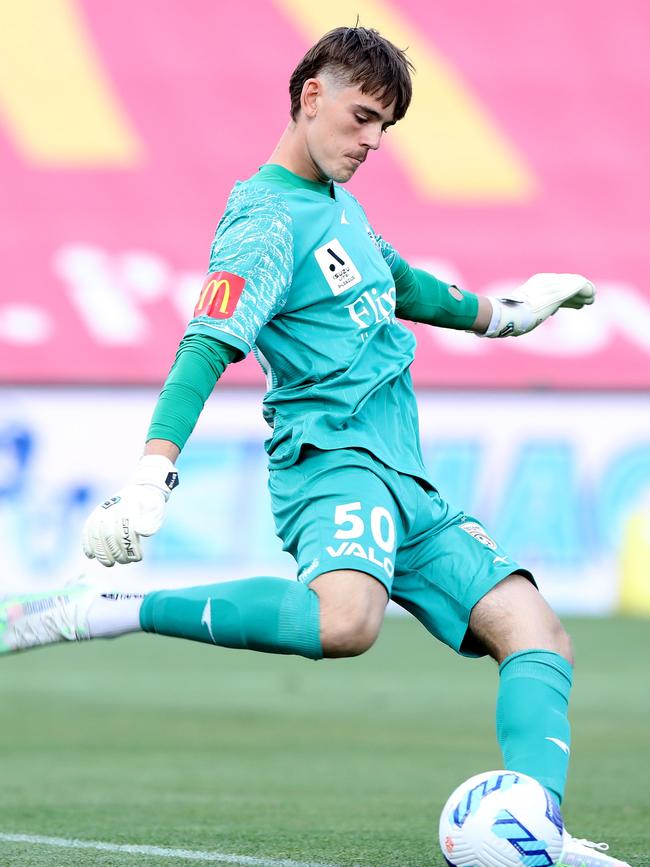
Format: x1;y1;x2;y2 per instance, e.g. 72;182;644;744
302;76;397;183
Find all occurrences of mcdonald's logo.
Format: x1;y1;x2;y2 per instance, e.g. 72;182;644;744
193;271;246;319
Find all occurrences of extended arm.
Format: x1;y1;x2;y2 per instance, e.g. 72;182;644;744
391;255;594;338
144;333;239;462
82;334;238;566
392;255;492;333
83;184;294;567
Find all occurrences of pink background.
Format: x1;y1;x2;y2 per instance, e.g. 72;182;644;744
2;1;648;386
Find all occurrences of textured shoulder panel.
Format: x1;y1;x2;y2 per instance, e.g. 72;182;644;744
187;182;294;352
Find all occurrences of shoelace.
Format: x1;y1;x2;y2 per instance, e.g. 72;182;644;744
573;839;610;852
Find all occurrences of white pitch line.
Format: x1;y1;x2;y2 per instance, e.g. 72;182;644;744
0;833;343;867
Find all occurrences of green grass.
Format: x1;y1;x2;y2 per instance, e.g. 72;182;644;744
1;617;648;866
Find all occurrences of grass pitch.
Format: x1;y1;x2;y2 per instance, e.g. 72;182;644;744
1;616;648;866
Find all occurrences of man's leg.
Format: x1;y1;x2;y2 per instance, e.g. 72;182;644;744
4;448;400;661
390;483;574;806
138;568;386;658
1;569;387;660
139;445;388;660
468;572;573;806
469;574;631;865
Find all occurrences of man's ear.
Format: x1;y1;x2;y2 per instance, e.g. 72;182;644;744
301;78;322;119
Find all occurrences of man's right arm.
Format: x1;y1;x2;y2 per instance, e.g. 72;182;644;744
83;184;294;567
143;333;240;463
81;333;238;567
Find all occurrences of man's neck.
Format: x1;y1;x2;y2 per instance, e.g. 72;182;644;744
267;122;328;184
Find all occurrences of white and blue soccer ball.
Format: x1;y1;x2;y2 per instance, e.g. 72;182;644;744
438;770;564;867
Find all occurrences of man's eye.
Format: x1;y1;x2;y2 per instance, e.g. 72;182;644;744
355;115;368;124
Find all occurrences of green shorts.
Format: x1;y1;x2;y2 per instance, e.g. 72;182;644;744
268;447;533;656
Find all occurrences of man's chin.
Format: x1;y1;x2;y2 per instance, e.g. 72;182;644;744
330;165;358;184
314;158;360;184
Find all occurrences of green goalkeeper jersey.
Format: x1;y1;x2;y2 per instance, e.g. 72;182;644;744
185;164;431;482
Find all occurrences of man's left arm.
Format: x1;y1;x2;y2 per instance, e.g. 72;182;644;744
382;243;594;337
390;254;490;333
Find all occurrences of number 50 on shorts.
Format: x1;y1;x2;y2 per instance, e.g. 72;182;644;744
326;501;397;578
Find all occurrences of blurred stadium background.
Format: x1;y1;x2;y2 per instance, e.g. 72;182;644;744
2;3;650;866
1;0;649;616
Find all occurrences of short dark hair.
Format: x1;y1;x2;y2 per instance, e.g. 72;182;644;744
289;26;414;122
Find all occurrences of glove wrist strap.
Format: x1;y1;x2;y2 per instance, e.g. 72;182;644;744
483;297;505;338
133;454;179;497
483;296;535;338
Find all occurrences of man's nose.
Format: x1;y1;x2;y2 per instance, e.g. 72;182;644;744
361;124;382;150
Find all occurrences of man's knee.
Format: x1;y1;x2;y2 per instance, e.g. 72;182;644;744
320;608;381;657
310;569;388;658
552;621;574;666
469;572;574;665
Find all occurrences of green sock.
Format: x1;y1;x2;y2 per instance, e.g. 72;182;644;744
496;649;573;804
139;577;322;660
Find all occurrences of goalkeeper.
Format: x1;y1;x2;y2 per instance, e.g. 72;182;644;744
1;25;627;867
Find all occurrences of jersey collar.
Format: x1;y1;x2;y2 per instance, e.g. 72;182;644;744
257;164;335;198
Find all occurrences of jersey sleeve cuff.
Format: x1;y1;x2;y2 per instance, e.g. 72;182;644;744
184;322;251;359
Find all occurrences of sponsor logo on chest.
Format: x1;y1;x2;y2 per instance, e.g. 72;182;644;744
345;286;396;330
314;238;361;296
313;237;396;334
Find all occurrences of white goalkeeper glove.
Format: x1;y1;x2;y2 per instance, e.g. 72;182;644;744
82;455;179;567
483;273;595;338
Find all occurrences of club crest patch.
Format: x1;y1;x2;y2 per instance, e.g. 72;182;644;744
459;521;497;550
314;238;362;296
194;271;245;319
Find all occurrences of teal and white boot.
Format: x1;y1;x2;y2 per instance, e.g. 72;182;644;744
559;832;632;866
0;585;94;654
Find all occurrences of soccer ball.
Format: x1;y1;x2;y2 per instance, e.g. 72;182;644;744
438;770;564;867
